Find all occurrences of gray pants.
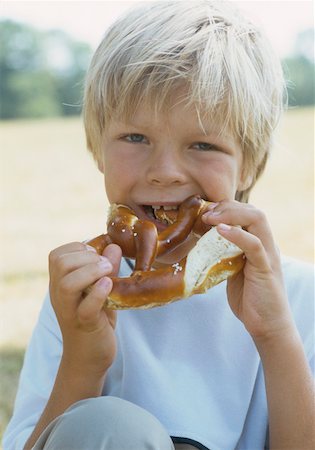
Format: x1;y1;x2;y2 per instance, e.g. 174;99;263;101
33;396;197;450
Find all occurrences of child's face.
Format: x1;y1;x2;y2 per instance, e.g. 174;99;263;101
100;90;247;263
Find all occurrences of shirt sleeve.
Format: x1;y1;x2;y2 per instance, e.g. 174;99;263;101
2;293;62;450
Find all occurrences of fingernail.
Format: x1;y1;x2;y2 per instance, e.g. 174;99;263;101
217;223;232;232
98;257;112;271
205;209;221;216
96;277;112;289
86;245;97;252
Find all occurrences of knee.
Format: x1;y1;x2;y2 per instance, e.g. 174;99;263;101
68;396;160;433
43;396;174;450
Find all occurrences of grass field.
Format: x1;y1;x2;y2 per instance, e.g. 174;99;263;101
0;108;314;441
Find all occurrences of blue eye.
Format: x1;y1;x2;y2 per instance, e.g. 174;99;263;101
194;142;216;151
125;134;147;143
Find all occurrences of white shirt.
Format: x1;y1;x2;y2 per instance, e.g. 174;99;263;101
3;256;314;450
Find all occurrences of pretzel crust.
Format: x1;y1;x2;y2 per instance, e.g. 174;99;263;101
86;195;244;309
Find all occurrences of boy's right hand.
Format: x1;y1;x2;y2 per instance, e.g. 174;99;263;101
48;242;122;380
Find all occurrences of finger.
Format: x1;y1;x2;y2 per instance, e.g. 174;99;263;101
50;249;102;278
58;257;113;295
102;244;122;276
49;241;97;261
203;201;261;231
217;223;271;272
77;276;114;327
202;201;277;257
78;244;122;326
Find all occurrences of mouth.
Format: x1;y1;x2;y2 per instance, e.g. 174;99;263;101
142;204;179;226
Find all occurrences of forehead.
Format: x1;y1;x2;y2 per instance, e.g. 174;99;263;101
109;88;234;139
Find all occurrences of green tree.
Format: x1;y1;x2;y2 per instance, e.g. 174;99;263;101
42;29;91;116
0;20;92;119
283;28;315;107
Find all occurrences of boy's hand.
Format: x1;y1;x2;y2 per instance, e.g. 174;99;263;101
48;242;122;379
202;201;294;343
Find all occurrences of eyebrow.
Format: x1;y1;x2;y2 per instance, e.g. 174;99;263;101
110;114;232;144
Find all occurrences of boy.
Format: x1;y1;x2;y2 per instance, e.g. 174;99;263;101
3;1;314;449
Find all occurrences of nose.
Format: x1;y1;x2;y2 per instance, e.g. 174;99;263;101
146;146;187;187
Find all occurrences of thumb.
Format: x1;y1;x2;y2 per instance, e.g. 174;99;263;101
101;244;121;327
102;244;122;276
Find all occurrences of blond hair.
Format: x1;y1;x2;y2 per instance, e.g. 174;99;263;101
83;0;286;201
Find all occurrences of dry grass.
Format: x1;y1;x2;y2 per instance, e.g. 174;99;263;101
0;108;314;441
0;348;25;441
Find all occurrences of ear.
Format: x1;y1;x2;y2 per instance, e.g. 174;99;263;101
237;170;254;192
97;158;104;173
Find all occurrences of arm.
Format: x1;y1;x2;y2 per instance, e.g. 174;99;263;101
203;202;315;450
255;326;314;449
24;242;122;450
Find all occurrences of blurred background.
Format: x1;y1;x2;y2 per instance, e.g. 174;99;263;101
0;0;314;442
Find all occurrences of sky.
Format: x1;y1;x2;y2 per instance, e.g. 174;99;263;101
1;0;314;57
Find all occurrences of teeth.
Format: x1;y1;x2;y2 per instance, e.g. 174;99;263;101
163;206;178;210
151;205;178;210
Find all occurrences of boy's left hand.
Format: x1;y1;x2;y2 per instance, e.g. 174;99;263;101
202;201;294;343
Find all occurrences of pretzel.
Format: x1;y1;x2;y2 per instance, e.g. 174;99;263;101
86;195;244;309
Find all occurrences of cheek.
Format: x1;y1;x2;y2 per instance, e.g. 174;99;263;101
194;157;243;200
104;144;142;174
103;150;140;201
